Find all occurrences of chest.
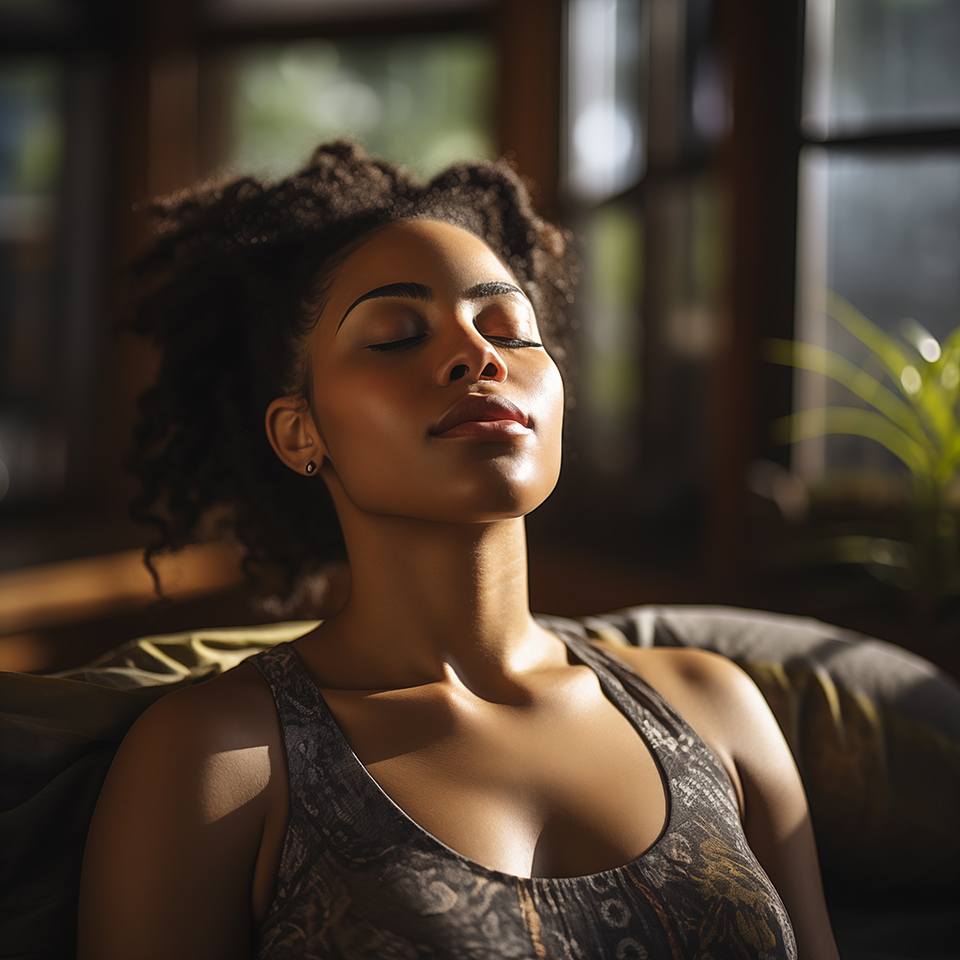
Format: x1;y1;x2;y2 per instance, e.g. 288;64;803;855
253;648;796;960
319;667;668;879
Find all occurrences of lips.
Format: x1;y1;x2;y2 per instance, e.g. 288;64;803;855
430;394;530;436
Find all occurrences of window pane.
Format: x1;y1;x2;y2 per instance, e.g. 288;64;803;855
794;149;960;477
0;58;64;508
683;0;728;150
204;34;494;181
576;200;644;475
563;0;725;202
804;0;960;136
638;175;722;513
566;175;722;553
564;0;645;202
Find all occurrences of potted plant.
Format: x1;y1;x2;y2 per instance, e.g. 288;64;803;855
766;291;960;621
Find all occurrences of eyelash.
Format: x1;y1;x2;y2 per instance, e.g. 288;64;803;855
367;335;426;352
367;335;542;353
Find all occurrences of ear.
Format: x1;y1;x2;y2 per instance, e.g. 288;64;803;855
265;395;327;475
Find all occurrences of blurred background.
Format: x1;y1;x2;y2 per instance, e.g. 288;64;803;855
1;0;959;673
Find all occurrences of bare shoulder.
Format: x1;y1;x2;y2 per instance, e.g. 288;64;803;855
78;659;284;960
594;642;765;725
92;658;284;838
129;660;280;751
106;659;286;829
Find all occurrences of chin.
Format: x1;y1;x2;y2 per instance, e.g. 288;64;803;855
423;477;558;524
330;454;561;526
354;480;556;526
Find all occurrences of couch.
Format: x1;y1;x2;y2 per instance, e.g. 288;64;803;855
2;607;958;959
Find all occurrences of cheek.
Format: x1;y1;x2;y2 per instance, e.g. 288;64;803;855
315;369;413;465
533;361;566;458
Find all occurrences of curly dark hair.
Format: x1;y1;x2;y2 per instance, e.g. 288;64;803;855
126;140;578;598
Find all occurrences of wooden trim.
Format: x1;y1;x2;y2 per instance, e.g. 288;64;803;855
0;542;244;637
493;0;563;216
707;0;803;587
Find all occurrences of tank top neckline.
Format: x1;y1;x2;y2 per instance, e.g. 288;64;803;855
274;624;680;885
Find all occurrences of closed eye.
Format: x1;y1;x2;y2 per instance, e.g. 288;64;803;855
367;335;427;352
367;334;540;352
485;336;543;348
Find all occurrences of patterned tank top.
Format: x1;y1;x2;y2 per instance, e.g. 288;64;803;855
248;625;797;960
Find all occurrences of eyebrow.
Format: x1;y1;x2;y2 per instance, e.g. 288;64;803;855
465;281;527;301
337;282;432;331
335;280;529;332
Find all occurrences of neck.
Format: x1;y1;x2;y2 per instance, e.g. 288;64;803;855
311;514;557;692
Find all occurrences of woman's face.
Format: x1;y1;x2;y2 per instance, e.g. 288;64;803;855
303;218;564;526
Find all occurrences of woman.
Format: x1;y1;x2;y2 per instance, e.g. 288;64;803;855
78;142;840;959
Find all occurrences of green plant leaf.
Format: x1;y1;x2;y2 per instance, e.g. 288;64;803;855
823;291;915;387
774;406;932;478
766;338;932;446
943;433;960;474
824;292;956;446
942;326;960;356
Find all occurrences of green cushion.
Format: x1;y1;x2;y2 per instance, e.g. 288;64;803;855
0;622;314;960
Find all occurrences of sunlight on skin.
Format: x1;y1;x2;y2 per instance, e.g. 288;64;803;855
199;746;271;825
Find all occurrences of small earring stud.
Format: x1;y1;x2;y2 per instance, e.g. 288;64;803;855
305;460;317;475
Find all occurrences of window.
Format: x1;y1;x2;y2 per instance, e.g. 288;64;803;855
804;0;960;137
0;39;113;569
0;58;65;509
736;0;960;630
794;0;960;482
203;34;494;180
795;150;960;478
554;0;727;565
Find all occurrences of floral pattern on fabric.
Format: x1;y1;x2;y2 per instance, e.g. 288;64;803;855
249;626;797;960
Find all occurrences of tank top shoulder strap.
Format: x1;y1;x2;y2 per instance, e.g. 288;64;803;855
244;642;375;808
246;641;325;719
548;620;706;746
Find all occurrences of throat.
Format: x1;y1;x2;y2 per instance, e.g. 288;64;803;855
335;513;535;673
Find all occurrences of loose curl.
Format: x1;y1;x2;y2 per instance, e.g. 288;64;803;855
126;140;578;599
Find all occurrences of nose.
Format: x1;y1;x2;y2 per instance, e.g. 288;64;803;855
435;327;507;385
